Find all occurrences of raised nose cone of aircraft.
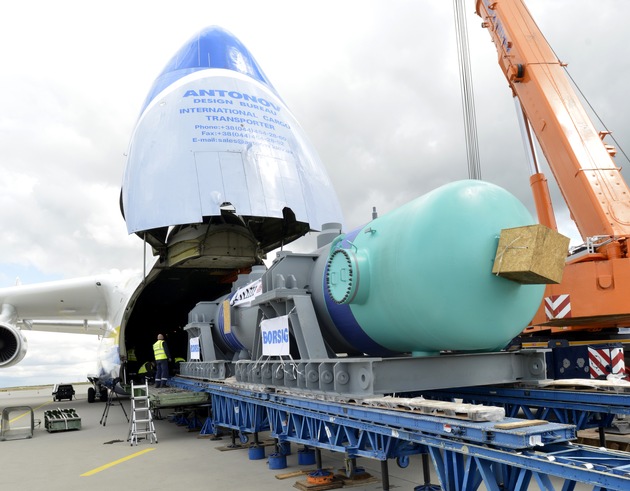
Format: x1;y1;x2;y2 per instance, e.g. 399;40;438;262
141;26;279;113
121;26;343;257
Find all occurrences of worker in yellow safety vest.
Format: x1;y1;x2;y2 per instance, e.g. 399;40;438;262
170;357;186;376
152;334;171;388
127;348;137;362
138;361;155;384
125;347;139;382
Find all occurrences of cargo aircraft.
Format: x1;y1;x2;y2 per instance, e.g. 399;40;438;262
0;26;344;400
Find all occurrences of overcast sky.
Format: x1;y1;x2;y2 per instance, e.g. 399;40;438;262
1;0;629;388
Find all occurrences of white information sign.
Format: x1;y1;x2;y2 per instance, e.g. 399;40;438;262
190;336;201;360
260;316;290;356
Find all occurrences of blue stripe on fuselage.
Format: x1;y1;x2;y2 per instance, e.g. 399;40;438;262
141;26;278;112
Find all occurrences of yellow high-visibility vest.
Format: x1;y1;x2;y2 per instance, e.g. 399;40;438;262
153;340;167;360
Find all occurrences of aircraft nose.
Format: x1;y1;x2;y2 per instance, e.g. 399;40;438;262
175;26;269;79
142;26;277;111
123;24;344;248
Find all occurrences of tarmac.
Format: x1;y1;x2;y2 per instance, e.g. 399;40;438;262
0;383;429;491
1;383;600;490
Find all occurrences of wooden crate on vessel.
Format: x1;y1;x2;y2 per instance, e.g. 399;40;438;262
492;224;569;284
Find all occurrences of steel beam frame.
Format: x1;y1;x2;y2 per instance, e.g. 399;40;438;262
232;349;550;396
180;290;552;396
170;377;630;490
208;392;269;436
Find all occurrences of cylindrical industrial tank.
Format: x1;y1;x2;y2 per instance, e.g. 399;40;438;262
211;266;266;354
322;180;544;356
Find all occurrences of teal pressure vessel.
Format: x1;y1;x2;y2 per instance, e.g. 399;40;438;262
323;180;544;356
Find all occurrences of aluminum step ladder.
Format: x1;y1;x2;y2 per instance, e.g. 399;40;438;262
127;381;157;445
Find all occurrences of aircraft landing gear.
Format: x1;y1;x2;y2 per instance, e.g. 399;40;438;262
87;377;109;403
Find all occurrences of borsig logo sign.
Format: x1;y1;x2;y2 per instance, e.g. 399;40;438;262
189;337;201;360
261;316;290;356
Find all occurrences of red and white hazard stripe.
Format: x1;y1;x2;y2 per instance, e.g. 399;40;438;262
610;347;625;375
544;294;572;320
588;347;626;378
588;347;610;378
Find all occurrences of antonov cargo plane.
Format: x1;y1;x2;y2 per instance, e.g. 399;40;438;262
0;26;343;400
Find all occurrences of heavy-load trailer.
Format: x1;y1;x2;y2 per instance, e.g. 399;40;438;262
168;375;630;491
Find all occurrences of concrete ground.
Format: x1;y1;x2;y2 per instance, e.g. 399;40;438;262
0;384;429;490
0;384;594;490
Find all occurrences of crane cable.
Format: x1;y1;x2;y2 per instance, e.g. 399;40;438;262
563;68;630;168
453;0;482;180
526;21;630;168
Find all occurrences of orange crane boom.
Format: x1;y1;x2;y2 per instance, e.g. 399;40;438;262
476;0;630;332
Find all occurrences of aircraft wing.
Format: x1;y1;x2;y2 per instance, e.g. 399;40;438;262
0;272;138;336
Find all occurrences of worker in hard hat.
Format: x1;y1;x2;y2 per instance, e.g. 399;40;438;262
153;334;172;388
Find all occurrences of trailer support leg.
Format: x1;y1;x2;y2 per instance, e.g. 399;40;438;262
381;459;390;491
227;429;238;449
414;452;441;491
315;448;323;470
